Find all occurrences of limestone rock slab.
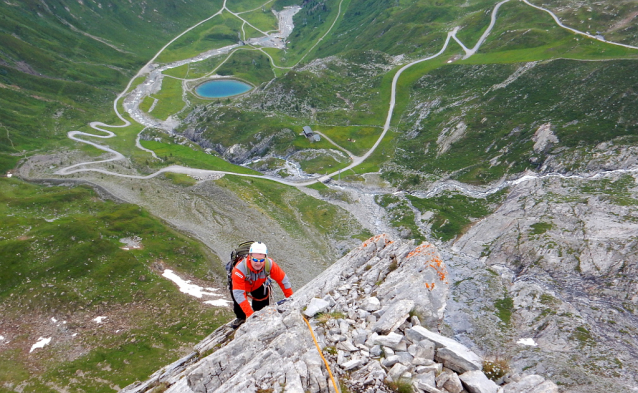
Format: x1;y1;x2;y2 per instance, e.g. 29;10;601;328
459;370;499;393
503;375;559;393
406;326;482;373
303;298;330;317
373;299;415;334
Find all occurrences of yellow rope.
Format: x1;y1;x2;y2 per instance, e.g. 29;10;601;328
302;315;340;393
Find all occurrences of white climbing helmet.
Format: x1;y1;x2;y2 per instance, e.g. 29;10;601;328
249;242;268;255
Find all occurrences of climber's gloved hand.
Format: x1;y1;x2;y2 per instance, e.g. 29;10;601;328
276;299;287;306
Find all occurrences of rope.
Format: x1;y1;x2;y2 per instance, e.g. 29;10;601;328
302;315;340;393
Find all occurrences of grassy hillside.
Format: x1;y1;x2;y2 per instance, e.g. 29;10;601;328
0;0;225;169
0;178;232;392
531;0;638;46
388;59;638;185
304;0;492;59
216;176;372;244
190;0;637;183
81;0;634;245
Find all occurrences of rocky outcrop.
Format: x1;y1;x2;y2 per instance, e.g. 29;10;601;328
122;235;557;393
531;123;558;153
451;172;638;391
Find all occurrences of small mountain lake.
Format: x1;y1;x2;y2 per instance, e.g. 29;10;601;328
195;79;252;98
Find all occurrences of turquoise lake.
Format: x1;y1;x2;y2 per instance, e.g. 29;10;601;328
195;79;252;98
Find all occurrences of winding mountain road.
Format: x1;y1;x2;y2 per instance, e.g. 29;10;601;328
54;0;638;196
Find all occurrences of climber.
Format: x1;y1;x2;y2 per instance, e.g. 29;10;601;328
229;241;293;329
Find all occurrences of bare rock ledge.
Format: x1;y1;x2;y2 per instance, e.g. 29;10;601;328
121;235;557;393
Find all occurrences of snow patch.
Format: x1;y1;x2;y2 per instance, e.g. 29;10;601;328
162;269;219;299
0;335;5;341
51;317;57;323
517;338;538;346
30;337;52;353
93;316;107;324
204;299;232;307
162;270;230;306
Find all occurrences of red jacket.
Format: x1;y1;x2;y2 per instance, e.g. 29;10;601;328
231;257;293;317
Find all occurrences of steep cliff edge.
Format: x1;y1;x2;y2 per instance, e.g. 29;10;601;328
121;235;557;393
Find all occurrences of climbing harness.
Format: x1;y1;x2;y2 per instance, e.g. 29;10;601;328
247;280;272;302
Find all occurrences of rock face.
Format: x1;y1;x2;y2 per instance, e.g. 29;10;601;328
121;235;557;393
451;173;638;391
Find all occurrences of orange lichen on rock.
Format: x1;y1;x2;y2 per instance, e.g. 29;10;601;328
408;242;449;285
362;234;390;248
428;256;448;284
406;243;434;259
425;282;436;291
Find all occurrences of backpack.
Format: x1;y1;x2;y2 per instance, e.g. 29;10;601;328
226;241;272;286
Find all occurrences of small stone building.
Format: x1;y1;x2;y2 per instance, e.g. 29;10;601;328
302;126;321;142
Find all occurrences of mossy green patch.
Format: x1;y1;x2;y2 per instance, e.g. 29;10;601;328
580;175;638;206
215;49;276;85
299;152;349;175
375;194;424;243
0;154;20;173
570;326;595;347
139;96;157;113
163;64;191;79
530;222;553;235
235;8;279;33
319;126;382;157
495;297;514;325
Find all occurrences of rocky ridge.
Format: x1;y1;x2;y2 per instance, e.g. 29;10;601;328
121;235;557;393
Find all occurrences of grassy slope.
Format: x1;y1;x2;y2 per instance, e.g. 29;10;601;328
367;1;636;240
215;176;372;244
140;140;261;174
150;77;186;121
177;0;635;242
0;0;224;169
389;1;638;186
96;0;637;243
532;0;638;47
155;11;242;64
0;178;232;392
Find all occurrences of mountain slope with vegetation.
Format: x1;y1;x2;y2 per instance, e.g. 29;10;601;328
0;0;224;170
0;178;232;392
3;0;638;391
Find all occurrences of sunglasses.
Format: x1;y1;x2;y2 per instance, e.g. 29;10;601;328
251;257;266;263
